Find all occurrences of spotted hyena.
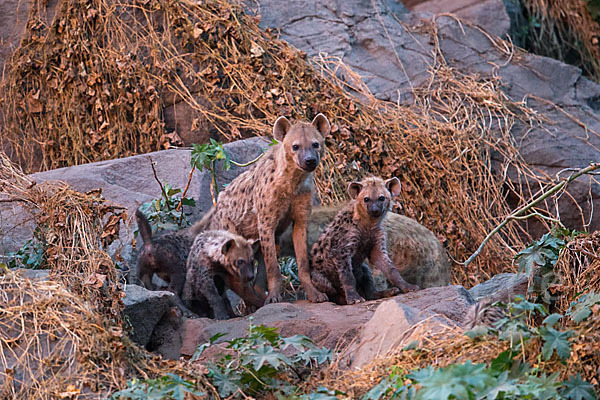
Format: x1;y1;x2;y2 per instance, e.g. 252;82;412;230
198;114;331;304
182;230;263;319
310;177;420;305
135;208;201;316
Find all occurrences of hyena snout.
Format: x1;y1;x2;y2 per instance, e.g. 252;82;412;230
366;203;386;218
298;149;320;172
236;260;255;283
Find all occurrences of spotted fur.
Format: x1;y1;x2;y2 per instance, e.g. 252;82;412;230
182;230;264;320
310;177;420;305
198;114;331;304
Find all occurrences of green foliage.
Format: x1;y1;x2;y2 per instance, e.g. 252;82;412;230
110;373;204;400
191;139;231;173
191;139;231;200
515;227;577;303
137;183;196;233
7;238;46;269
197;323;332;398
562;374;597;400
359;295;593;400
567;291;600;323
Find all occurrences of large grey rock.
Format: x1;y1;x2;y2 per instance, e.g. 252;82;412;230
349;285;475;368
468;272;529;302
250;0;600;233
123;284;173;347
0;137;270;273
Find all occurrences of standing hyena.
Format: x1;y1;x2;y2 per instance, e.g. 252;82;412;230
310;177;420;305
199;114;331;304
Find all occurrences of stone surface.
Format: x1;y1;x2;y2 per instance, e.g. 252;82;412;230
411;0;510;37
250;0;600;233
123;284;173;347
468;272;529;302
0;137;270;272
349;285;475;368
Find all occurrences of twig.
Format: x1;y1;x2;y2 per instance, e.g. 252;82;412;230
463;162;600;267
149;156;171;212
230;151;265;167
176;166;195;226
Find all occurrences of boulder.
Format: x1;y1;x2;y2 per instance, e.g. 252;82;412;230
250;0;600;234
349;285;475;368
0;137;270;273
468;272;529;302
123;284;173;347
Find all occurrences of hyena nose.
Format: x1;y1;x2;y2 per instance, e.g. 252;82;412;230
244;268;255;283
304;157;317;169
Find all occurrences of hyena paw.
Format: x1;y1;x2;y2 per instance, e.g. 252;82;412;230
346;293;365;305
307;290;328;303
265;292;282;304
402;283;420;293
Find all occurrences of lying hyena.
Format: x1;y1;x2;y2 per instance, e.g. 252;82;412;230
310;177;420;305
135;208;200;316
198;114;331;304
182;230;264;319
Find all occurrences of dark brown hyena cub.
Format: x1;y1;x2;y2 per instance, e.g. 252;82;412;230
310;177;420;305
135;208;201;316
182;230;264;320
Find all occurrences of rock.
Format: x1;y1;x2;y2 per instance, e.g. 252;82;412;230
279;206;451;288
10;268;51;281
0;137;270;274
147;307;185;359
468;272;529;302
251;0;600;233
411;0;510;38
162;96;216;145
123;284;173;347
349;285;475;368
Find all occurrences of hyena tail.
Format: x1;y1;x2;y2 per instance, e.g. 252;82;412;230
135;208;153;245
189;207;215;235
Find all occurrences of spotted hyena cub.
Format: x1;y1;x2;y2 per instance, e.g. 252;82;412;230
198;114;331;304
310;177;420;305
182;230;264;320
135;208;200;316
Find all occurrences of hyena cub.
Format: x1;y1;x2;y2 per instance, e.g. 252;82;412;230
135;208;200;316
310;177;420;305
182;230;264;320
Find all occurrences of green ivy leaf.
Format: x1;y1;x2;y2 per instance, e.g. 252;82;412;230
562;374;596;400
539;326;573;361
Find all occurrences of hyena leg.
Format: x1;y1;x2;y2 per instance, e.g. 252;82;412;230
258;221;282;304
337;256;364;305
167;272;197;318
356;263;400;300
310;270;336;298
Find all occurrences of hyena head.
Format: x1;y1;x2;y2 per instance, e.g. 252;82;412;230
272;114;331;172
348;176;401;219
221;236;261;283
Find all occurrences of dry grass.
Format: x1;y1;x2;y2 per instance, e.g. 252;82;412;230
0;154;216;399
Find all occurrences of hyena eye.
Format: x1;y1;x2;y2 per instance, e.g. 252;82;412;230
292;144;299;151
363;197;370;203
236;259;245;267
378;196;385;202
312;142;320;149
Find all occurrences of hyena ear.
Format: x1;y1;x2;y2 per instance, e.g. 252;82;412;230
311;113;330;138
385;177;402;197
273;116;292;142
347;181;363;199
251;239;261;254
221;239;235;256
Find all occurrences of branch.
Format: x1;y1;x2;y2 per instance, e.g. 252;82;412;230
462;162;600;267
149;156;171;212
230;151;265;167
176;166;195;226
